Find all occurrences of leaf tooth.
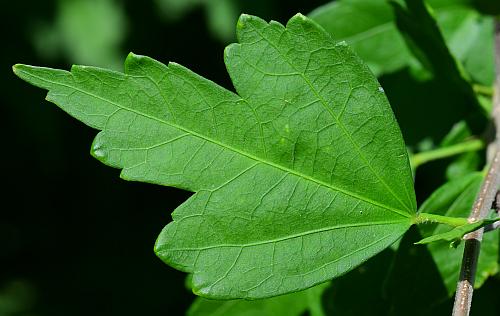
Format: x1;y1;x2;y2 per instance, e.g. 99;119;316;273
292;12;307;20
236;13;268;42
90;131;108;161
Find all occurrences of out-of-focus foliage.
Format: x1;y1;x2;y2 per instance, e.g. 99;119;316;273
435;3;494;85
187;282;329;316
155;0;239;42
32;0;127;70
0;280;37;316
392;0;490;184
309;0;416;76
309;0;494;83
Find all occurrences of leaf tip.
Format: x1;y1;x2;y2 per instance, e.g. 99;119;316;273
126;51;146;62
12;64;21;75
12;64;30;79
287;13;313;28
236;13;267;32
237;13;250;29
238;13;252;23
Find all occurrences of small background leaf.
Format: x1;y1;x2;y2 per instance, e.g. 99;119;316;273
155;0;239;42
32;0;127;70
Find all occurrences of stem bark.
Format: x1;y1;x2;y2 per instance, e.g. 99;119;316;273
451;19;500;316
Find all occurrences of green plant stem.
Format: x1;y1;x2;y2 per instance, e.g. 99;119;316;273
410;139;484;169
415;212;469;227
473;84;494;97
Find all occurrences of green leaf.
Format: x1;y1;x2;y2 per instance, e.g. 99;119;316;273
155;0;238;42
443;10;494;85
392;0;465;85
392;0;487;135
445;151;481;180
187;282;329;316
418;173;499;294
204;0;239;42
439;121;482;180
309;0;493;80
309;0;415;76
0;280;36;316
13;13;416;299
155;0;204;18
32;0;127;70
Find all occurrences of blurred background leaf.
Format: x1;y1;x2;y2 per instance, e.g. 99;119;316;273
187;282;329;316
155;0;239;42
309;0;494;82
309;0;418;76
438;121;484;181
32;0;127;70
0;280;37;316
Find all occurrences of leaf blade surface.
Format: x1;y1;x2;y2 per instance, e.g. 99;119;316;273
13;13;415;299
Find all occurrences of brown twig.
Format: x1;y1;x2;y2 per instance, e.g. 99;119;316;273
451;19;500;316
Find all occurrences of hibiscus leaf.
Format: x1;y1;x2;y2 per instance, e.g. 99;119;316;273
13;13;416;299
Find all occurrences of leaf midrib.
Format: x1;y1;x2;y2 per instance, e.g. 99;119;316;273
18;67;411;219
158;219;409;252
